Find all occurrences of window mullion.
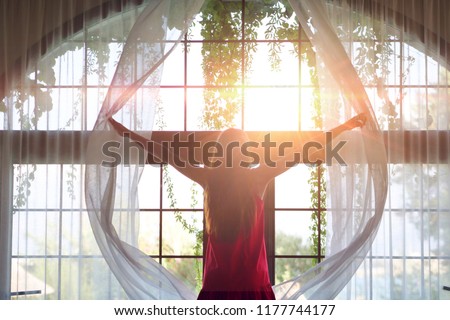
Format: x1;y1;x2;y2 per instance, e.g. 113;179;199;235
264;179;276;285
0;132;13;299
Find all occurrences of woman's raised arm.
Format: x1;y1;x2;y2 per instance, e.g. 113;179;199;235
252;113;367;184
108;117;208;186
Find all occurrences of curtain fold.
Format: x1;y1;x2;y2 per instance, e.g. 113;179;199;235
1;0;124;300
331;0;450;300
271;0;389;299
85;0;204;299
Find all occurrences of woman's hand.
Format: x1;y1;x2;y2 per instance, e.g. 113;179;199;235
345;113;367;130
108;117;129;136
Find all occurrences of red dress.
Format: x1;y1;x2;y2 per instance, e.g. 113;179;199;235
197;197;275;300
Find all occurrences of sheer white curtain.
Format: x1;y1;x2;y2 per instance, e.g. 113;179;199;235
276;0;450;300
323;0;450;299
85;0;204;299
272;0;388;299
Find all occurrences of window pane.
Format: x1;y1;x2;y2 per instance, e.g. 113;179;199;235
155;88;185;130
160;44;185;86
86;87;107;130
299;88;318;130
12;211;60;256
86;42;123;86
61;211;100;256
275;165;314;208
244;88;299;131
275;258;314;285
162;258;203;294
403;87;428;129
61;258;126;299
403;44;427;85
245;43;299;86
186;88;208;130
162;211;202;256
11;258;58;300
439;211;450;257
162;165;203;209
275;211;315;256
62;164;84;209
137;211;160;256
13;164;61;210
391;258;428;299
186;43;205;86
388;164;449;210
186;87;243;130
244;1;299;41
138;165;161;209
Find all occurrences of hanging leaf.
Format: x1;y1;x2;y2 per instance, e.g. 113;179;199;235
0;100;6;113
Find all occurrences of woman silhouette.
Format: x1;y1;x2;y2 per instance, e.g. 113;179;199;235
108;113;366;299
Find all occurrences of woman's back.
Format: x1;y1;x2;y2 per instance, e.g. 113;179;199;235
107;116;367;300
198;195;275;300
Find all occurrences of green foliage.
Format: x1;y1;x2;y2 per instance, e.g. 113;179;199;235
258;1;298;70
13;165;36;210
162;164;203;291
199;0;245;129
303;41;327;264
66;165;78;201
86;35;111;85
275;232;314;284
155;100;204;292
307;165;327;263
198;0;298;129
350;20;414;130
0;99;7;113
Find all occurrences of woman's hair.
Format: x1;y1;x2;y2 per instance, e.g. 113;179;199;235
203;128;257;242
204;169;256;242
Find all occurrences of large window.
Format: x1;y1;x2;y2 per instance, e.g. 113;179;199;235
3;0;449;299
7;0;327;299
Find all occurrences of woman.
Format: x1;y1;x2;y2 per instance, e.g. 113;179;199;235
108;113;366;299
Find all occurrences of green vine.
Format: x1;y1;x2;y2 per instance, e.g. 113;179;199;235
199;0;299;129
261;1;298;70
161;165;203;291
10;90;42;211
302;42;327;263
6;40;86;211
155;100;204;291
199;0;245;129
350;19;414;130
